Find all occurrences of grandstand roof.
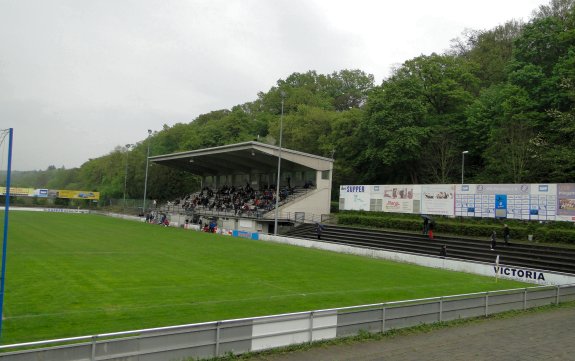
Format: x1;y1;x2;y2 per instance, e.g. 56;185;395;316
149;141;333;176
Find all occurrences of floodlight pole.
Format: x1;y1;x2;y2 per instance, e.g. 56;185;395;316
142;130;152;214
0;128;14;341
123;144;133;213
274;92;285;235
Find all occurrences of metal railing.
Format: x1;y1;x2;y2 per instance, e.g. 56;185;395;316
1;284;573;361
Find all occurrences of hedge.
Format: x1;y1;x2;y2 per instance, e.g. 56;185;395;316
337;212;575;245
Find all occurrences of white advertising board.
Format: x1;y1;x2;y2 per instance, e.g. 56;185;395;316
339;185;370;211
456;184;558;221
557;183;575;222
340;183;573;223
380;184;420;213
528;184;557;221
421;184;455;216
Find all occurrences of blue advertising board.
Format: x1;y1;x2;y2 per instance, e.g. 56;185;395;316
232;230;259;240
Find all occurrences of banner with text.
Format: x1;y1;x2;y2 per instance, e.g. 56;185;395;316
57;190;100;200
557;184;575;221
339;185;370;211
421;184;455;216
0;187;35;196
341;183;572;222
377;184;420;213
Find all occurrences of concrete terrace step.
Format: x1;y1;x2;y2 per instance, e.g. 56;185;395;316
289;226;575;261
285;223;575;274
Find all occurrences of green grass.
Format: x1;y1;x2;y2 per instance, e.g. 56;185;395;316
0;211;528;344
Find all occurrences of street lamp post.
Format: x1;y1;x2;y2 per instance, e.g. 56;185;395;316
143;129;152;214
274;92;286;235
123;144;133;212
461;150;469;184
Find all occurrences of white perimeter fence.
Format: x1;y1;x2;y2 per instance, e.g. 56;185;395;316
0;284;574;361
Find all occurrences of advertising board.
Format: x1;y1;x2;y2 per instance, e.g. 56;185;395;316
57;190;100;200
421;184;454;216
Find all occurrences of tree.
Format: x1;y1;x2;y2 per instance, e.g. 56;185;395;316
532;0;575;21
511;15;573;77
326;69;375;110
325;108;366;190
421;129;459;184
269;71;334;113
361;82;429;184
361;54;478;184
268;105;336;156
537;48;575;181
452;21;524;87
467;84;542;183
77;149;125;197
10;4;575;198
503;6;575;181
395;54;479;118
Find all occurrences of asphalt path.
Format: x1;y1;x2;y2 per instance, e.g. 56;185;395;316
247;303;575;361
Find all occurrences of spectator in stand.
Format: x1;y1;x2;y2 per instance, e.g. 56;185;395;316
176;181;304;219
242;203;250;215
280;188;289;201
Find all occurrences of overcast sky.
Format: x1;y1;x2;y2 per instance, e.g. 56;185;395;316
1;0;548;171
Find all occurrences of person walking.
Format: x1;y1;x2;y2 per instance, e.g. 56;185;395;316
490;231;497;250
316;222;325;240
422;217;429;235
428;220;435;239
503;224;511;246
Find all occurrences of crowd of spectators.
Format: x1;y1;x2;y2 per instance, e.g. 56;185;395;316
145;211;170;226
172;183;301;216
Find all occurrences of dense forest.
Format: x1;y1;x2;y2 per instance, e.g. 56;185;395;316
4;0;575;203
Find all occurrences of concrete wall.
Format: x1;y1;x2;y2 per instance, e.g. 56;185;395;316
269;167;332;220
278;188;331;219
258;235;575;286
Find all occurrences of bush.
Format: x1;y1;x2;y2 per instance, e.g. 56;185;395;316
336;211;575;245
338;214;422;232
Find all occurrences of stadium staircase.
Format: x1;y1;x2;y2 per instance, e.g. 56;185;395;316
285;223;575;274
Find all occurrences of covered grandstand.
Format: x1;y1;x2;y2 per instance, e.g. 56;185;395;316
149;141;334;234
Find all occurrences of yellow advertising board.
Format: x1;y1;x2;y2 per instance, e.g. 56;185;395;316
57;190;100;200
0;187;35;196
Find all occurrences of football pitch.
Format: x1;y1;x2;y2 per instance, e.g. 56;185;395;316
0;211;527;344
